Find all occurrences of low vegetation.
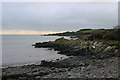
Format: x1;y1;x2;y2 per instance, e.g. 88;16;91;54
89;29;120;41
34;27;120;58
47;28;120;44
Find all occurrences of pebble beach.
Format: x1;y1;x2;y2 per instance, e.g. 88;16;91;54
2;54;119;79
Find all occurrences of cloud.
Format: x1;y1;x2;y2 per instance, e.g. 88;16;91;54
2;2;118;34
2;0;119;2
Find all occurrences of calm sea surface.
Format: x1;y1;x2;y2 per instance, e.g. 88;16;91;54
2;35;68;67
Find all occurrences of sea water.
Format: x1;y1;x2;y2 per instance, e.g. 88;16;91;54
2;35;68;67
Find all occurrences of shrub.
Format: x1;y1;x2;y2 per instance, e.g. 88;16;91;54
89;29;120;41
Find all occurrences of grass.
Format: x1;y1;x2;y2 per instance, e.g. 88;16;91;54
89;29;120;41
48;28;120;45
79;29;99;33
77;29;105;33
96;39;120;46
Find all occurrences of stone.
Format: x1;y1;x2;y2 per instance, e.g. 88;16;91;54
81;67;85;71
35;76;41;79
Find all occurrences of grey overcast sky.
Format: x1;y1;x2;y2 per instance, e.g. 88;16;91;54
2;2;118;34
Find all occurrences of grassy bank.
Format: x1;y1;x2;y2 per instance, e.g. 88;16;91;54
34;28;120;58
47;28;120;41
33;37;119;59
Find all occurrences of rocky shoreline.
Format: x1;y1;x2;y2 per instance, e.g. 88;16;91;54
2;37;120;79
32;37;119;58
2;55;119;79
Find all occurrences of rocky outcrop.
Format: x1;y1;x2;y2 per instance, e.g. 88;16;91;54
32;42;91;56
32;38;119;58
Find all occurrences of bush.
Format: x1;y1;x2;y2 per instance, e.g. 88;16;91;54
89;29;120;41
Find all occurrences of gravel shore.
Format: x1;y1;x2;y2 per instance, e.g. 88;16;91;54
2;55;119;79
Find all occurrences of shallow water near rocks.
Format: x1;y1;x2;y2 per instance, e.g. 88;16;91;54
2;35;68;68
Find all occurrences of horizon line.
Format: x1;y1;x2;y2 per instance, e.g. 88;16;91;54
0;30;66;35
